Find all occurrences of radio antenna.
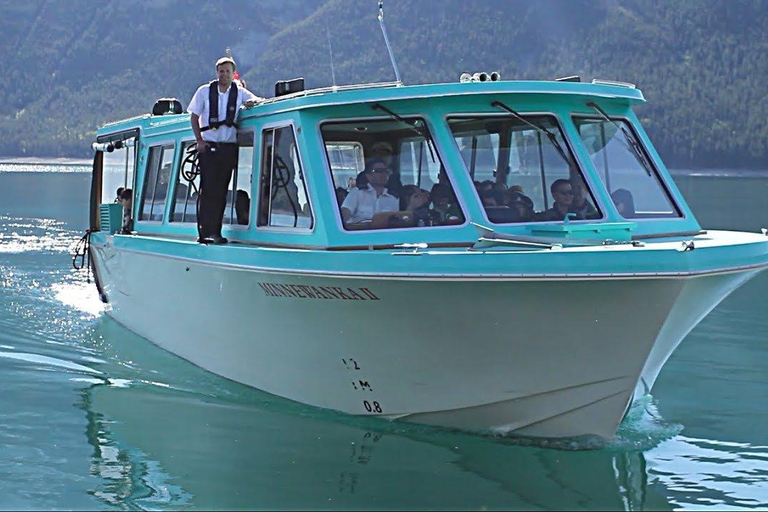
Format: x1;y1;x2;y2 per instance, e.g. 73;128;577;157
377;0;402;84
325;17;337;88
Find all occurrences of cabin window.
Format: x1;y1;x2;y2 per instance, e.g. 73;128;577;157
170;131;255;226
139;143;174;222
170;141;199;224
573;117;680;219
100;137;136;204
257;126;313;229
224;131;255;226
321;118;464;230
326;142;365;190
448;116;600;223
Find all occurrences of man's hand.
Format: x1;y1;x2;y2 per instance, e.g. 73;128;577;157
196;139;209;153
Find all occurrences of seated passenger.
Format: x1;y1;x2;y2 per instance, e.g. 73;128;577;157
611;188;636;218
119;188;133;234
335;187;348;206
535;179;574;221
369;141;394;167
478;180;494;194
492;182;508;194
505;190;535;222
430;168;452;197
235;189;250;225
340;159;399;227
569;176;598;219
386;169;403;198
431;184;462;224
480;189;498;208
400;185;439;227
481;189;522;223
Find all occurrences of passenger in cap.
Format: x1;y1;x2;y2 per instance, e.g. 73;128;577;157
370;141;394;166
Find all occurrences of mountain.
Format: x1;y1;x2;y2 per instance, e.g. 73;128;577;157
0;0;766;169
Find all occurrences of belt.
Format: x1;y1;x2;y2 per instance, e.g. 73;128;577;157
205;141;238;147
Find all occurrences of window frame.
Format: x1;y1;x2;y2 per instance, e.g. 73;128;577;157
225;128;256;229
446;111;603;225
256;121;315;233
571;114;682;219
319;114;468;232
138;140;176;224
325;140;366;191
168;138;199;225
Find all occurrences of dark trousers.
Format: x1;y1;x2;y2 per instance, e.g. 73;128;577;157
197;143;238;238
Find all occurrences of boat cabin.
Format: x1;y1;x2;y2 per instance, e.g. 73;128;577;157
91;78;699;249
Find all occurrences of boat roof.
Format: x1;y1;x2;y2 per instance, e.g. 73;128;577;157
97;79;645;138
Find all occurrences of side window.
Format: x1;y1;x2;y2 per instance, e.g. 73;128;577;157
455;132;499;184
399;137;444;190
257;126;313;229
139;143;174;222
224;131;255;226
326;142;365;191
171;141;198;223
100;138;136;204
573;117;680;219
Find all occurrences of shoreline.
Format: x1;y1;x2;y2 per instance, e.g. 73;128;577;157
0;157;91;166
0;158;765;178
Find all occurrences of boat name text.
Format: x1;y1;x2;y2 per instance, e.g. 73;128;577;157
258;282;380;301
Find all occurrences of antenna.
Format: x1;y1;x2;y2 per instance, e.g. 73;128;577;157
377;0;402;84
325;17;337;88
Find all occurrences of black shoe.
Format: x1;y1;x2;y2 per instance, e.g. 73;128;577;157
212;235;228;245
197;236;213;244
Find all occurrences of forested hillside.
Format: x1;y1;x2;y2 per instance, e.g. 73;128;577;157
0;0;766;169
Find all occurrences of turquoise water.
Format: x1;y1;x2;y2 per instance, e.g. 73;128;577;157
0;164;766;510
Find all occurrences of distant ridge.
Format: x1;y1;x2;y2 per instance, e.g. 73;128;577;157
0;0;766;170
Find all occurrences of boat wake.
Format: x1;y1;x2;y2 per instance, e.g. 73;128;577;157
609;394;684;451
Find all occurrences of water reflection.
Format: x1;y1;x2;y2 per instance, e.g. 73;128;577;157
77;318;675;511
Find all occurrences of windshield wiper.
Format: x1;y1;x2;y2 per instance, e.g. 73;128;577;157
491;100;573;168
372;103;436;163
586;101;652;176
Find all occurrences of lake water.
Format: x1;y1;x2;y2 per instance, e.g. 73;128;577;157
0;163;766;510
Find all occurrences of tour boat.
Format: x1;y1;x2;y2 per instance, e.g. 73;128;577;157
84;75;768;442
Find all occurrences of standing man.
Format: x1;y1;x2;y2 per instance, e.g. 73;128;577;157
188;53;261;244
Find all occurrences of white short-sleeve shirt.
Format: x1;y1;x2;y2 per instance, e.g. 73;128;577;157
187;82;260;143
341;185;399;224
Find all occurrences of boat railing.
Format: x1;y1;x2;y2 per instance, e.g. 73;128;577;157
254;80;402;106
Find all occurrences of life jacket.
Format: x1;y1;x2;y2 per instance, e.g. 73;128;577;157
201;80;238;132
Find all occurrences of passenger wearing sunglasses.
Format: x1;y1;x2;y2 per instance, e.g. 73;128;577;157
569;176;599;220
340;158;399;228
535;178;576;221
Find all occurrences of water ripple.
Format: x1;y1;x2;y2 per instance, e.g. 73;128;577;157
0;216;79;254
0;351;101;375
648;436;768;509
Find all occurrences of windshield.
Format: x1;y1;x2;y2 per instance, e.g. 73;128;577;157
448;115;600;224
322;118;464;230
573;117;680;219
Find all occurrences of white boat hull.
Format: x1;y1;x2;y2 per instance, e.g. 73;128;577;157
90;241;761;440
